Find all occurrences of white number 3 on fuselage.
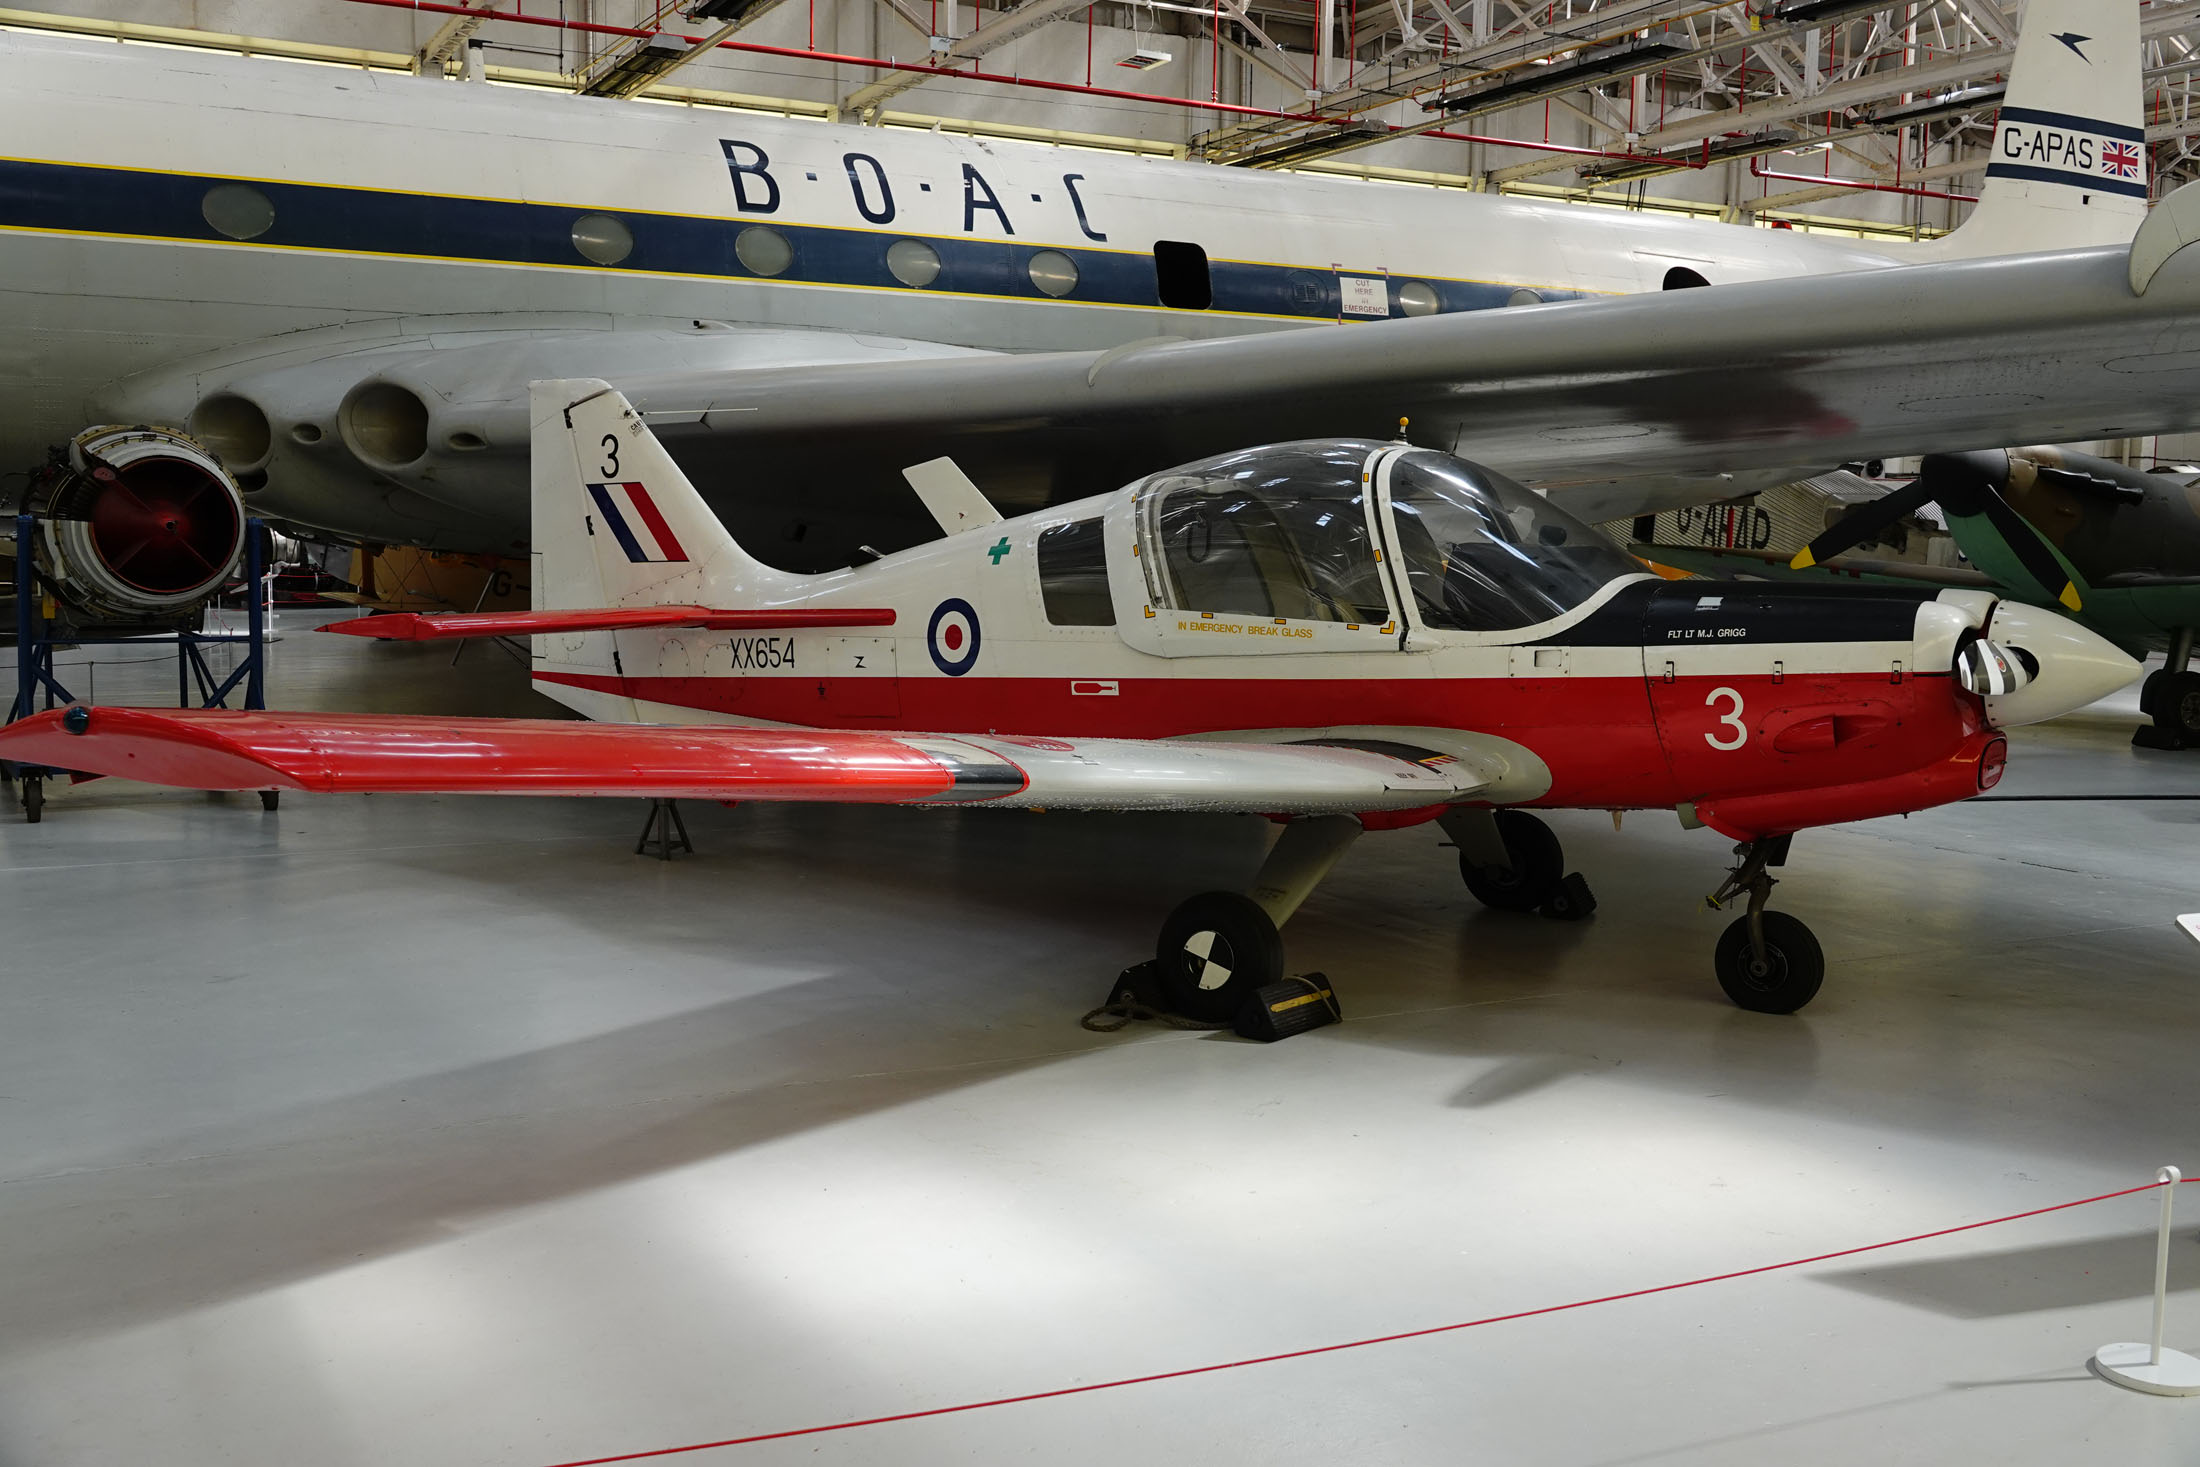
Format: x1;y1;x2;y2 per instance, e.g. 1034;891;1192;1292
1705;687;1748;751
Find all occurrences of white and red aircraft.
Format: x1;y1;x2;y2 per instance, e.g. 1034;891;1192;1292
0;381;2138;1015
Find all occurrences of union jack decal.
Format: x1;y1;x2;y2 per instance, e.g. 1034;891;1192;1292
2104;142;2144;180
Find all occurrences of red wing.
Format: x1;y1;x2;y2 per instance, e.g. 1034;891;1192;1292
0;707;978;801
0;707;1493;812
322;606;895;642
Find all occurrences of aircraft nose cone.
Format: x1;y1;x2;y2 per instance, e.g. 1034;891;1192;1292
1977;601;2141;728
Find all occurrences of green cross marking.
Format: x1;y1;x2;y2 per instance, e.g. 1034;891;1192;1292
987;536;1011;565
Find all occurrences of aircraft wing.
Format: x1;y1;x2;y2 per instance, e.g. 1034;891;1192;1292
0;707;1491;814
619;215;2200;525
1636;544;2002;590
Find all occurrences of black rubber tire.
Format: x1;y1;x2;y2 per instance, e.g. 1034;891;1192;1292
21;777;43;825
1459;810;1565;912
2141;670;2170;718
1155;891;1285;1024
259;789;281;812
1714;911;1825;1014
2156;670;2200;739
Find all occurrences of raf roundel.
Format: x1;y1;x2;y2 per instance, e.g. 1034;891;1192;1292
927;598;982;676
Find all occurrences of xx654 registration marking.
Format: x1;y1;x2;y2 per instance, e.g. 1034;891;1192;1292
728;635;796;670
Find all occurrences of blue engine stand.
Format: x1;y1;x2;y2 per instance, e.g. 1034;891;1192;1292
5;512;269;822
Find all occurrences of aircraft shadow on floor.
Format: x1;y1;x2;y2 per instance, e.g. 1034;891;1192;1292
1815;1230;2200;1318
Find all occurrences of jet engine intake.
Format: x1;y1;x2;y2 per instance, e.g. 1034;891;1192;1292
339;380;432;472
20;425;246;623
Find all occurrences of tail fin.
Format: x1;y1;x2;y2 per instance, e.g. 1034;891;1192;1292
1925;0;2145;259
528;378;780;722
529;378;767;613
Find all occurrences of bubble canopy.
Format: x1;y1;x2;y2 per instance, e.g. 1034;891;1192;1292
1132;439;1639;633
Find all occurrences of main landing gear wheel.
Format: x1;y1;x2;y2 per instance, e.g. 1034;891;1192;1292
1459;810;1564;912
1714;911;1825;1014
2143;670;2200;743
1156;891;1284;1023
21;775;43;825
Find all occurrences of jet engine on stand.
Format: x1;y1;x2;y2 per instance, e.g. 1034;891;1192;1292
13;424;246;631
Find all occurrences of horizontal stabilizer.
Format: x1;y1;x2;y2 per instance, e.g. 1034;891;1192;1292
322;605;896;641
0;707;1491;814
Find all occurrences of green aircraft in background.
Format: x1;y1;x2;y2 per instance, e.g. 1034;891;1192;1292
1638;447;2200;749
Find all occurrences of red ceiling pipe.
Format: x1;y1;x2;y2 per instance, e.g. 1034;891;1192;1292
1749;157;1976;203
338;0;1328;120
1429;130;1708;166
334;0;1700;165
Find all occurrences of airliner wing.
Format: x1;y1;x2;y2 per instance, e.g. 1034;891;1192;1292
0;707;1490;813
1637;544;2002;590
630;226;2200;523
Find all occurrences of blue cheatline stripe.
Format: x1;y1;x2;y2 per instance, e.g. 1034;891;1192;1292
586;483;649;563
1999;106;2148;144
0;158;1582;323
1984;161;2150;198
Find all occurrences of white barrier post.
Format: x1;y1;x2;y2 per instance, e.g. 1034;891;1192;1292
2093;1167;2200;1396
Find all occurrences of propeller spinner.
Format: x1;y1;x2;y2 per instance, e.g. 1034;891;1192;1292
1791;451;2087;612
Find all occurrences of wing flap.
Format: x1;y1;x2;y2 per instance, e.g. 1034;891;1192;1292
0;708;1490;813
323;606;895;642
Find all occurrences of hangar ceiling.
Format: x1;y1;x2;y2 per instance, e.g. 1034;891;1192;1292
14;1;2200;233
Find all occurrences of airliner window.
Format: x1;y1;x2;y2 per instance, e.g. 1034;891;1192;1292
1136;442;1389;624
735;225;792;276
571;214;634;266
1153;240;1212;310
1398;281;1441;316
1037;519;1114;625
201;183;274;241
888;239;942;288
1386;450;1639;631
1028;249;1079;298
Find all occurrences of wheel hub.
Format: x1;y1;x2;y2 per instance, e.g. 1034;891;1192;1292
1181;929;1235;990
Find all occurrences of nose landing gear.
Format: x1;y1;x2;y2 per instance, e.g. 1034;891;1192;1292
1705;836;1824;1013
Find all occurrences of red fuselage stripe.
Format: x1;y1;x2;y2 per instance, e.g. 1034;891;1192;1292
533;668;1973;813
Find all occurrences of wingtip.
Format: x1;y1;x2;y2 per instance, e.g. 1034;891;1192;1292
320;615;417;641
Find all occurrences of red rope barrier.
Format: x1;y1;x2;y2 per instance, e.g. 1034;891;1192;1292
537;1176;2179;1465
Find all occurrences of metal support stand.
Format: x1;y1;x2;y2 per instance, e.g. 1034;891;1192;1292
5;514;271;821
636;799;693;860
2094;1167;2200;1396
446;569;527;669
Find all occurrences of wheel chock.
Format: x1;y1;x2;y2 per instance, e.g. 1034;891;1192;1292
1538;872;1597;921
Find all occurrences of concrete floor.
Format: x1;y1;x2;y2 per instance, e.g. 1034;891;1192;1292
3;617;2199;1466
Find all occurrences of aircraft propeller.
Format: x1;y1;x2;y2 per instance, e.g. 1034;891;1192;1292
1789;449;2115;612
